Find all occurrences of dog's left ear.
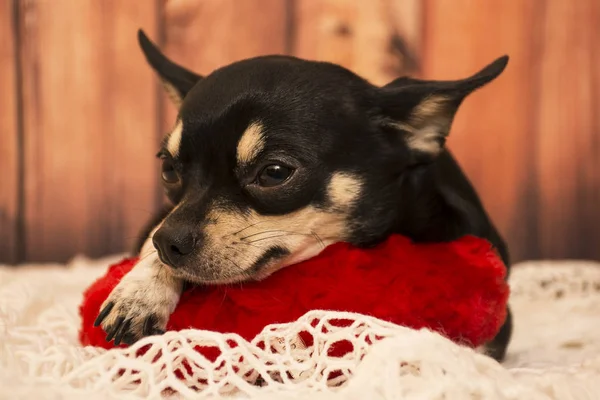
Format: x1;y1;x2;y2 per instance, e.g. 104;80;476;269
377;56;508;164
137;29;202;108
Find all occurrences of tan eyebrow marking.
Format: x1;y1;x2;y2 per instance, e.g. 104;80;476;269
166;120;184;158
236;122;265;165
327;172;363;207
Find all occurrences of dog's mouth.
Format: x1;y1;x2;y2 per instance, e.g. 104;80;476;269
246;246;291;276
171;268;253;285
159;246;293;285
159;238;332;285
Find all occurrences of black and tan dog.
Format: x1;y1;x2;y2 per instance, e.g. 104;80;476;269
95;30;512;361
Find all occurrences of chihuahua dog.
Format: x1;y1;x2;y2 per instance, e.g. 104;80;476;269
95;30;512;361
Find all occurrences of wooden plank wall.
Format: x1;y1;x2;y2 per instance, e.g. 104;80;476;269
16;0;160;261
0;0;598;264
0;0;20;264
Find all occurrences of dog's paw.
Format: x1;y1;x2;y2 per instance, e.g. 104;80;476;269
93;274;180;346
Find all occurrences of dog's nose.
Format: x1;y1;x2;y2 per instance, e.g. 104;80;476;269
152;225;195;268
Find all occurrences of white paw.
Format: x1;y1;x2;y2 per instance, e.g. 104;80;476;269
94;262;181;346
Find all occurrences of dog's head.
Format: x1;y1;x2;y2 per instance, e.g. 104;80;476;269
137;30;508;284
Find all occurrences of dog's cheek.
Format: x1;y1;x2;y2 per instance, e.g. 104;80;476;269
198;206;346;276
345;184;401;247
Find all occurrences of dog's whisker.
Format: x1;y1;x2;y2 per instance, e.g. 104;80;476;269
311;230;326;249
221;248;253;282
222;254;246;276
244;233;312;244
224;245;250;260
224;245;252;266
240;229;310;241
232;240;262;248
226;220;270;238
136;249;158;265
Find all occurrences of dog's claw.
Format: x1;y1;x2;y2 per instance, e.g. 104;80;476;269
94;302;114;327
142;315;158;336
113;319;132;346
121;333;136;346
98;310;166;346
105;316;125;342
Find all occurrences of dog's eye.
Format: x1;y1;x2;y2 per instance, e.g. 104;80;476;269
161;159;179;184
257;164;294;187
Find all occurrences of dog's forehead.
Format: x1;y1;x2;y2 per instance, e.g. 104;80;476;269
180;56;370;118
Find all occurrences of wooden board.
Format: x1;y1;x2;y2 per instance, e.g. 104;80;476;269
160;0;289;127
421;0;544;262
18;0;160;262
535;0;600;260
293;0;422;85
0;0;19;264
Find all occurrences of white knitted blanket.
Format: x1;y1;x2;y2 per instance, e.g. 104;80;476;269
1;256;599;400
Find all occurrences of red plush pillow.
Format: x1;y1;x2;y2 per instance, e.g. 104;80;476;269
80;234;508;351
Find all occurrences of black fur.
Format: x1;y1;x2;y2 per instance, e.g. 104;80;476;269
249;246;291;275
133;30;512;360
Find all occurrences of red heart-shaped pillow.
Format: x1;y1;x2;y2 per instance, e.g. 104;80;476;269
79;234;508;351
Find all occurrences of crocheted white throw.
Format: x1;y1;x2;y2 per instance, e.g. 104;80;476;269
1;256;600;400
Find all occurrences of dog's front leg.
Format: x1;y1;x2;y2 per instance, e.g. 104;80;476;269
94;239;183;345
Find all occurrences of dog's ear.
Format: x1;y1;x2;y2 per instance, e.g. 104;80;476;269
377;56;508;164
137;29;202;108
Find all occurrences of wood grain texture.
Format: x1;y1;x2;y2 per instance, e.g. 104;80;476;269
421;0;543;262
1;0;599;263
18;0;160;262
293;0;421;85
593;0;600;262
535;0;600;260
0;0;19;264
160;0;288;125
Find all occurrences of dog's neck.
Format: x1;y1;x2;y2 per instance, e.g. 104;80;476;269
393;153;488;244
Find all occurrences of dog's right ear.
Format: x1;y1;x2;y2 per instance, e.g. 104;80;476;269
376;56;508;165
137;29;202;108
